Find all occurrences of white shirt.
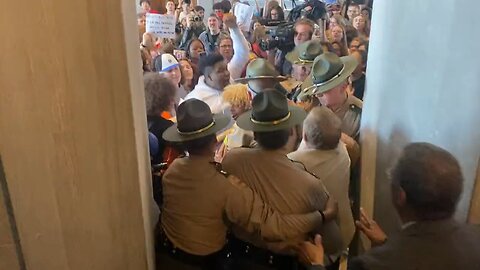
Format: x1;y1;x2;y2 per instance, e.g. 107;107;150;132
183;76;231;115
288;142;355;250
227;27;250;80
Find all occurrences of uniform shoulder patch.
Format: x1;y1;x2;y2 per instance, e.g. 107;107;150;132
348;95;363;113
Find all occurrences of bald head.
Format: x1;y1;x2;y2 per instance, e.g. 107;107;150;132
391;143;463;220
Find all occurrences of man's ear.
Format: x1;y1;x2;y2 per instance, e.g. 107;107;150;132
393;185;407;207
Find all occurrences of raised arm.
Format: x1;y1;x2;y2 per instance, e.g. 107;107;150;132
223;14;251;80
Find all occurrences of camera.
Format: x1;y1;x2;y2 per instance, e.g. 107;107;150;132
259;22;295;51
175;22;184;34
188;15;202;23
288;0;327;22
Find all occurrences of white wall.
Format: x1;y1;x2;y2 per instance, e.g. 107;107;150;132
361;0;480;233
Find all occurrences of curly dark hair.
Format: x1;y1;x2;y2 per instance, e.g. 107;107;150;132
143;72;176;116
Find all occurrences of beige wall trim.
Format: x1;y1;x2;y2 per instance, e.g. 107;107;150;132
358;128;378;251
468;158;480;224
121;0;159;268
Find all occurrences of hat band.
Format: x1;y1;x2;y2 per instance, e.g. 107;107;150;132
313;64;345;87
178;120;215;135
294;58;314;65
246;75;281;79
251;112;291;125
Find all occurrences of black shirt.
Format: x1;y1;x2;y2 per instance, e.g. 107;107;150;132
352;73;366;100
147;115;174;164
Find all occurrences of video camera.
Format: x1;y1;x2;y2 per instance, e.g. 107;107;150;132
258;0;326;52
288;0;327;22
191;15;202;22
259;21;295;51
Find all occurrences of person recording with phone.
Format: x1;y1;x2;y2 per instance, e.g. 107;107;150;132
179;10;206;49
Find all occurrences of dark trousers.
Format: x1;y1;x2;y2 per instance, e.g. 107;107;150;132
229;237;304;270
155;229;231;270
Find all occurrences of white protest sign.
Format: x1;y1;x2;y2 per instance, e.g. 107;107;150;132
234;3;255;32
146;13;176;39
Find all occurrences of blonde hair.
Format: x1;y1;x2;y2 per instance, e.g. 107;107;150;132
222;84;250;108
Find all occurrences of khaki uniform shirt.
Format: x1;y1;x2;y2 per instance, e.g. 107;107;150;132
333;94;363;140
161;155;323;256
222;148;343;255
288;143;355;250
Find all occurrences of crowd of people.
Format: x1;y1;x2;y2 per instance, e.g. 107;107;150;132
139;0;480;269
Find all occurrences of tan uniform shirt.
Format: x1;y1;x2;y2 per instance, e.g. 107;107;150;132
288;143;355;250
161;155;323;256
333;94;363;140
222;148;344;255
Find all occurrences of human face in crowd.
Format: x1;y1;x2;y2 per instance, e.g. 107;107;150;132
164;66;182;86
208;16;220;34
347;6;360;20
329;17;338;29
331;43;342;56
141;1;151;12
361;9;370;20
179;60;194;81
182;2;189;12
206;61;230;90
349;39;361;52
138;15;146;27
253;21;261;31
331;26;344;42
189;40;205;59
196;9;205;20
294;23;313;46
214;10;224;21
353;16;366;31
292;64;312;82
166;1;175;13
331;6;341;16
315;81;348;109
351;51;365;77
230;103;249;120
219;38;234;62
270;9;279;20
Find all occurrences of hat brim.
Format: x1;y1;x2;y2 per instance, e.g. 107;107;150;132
161;63;180;72
285;51;314;67
236;105;307;132
234;75;287;84
162;114;231;142
299;55;358;99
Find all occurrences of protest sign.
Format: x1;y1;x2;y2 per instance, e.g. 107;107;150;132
146;13;176;39
234;3;255;32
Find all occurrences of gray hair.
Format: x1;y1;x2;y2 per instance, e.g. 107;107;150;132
303;107;342;150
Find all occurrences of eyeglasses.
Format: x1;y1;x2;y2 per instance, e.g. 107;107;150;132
220;44;232;48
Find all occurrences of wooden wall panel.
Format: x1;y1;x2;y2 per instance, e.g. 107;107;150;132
0;0;155;269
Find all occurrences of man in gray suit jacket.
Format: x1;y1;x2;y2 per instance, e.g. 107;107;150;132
298;142;480;270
